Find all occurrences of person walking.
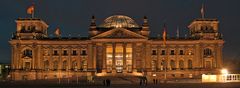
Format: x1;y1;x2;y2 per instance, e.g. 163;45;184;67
153;79;156;84
103;79;106;86
106;79;110;87
140;79;142;86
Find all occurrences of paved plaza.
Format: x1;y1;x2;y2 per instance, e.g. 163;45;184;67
0;81;240;88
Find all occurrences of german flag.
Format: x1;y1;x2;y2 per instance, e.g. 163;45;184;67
163;24;167;46
54;27;61;37
27;5;34;15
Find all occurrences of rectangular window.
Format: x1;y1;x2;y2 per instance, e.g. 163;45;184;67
63;50;68;56
72;50;77;55
161;50;165;55
170;50;175;55
53;50;58;55
179;50;184;55
152;50;157;55
81;50;87;55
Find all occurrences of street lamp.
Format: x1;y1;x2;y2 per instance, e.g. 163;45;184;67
221;69;228;75
221;69;228;82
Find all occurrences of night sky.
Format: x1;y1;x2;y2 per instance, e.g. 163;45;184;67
0;0;240;68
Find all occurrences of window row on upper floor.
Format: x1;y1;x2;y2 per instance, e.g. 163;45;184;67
151;48;214;57
151;49;194;56
43;49;87;56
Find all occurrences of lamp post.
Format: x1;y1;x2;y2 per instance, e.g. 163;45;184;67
221;69;228;82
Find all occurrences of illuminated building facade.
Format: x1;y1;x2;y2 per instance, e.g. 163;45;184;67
9;14;224;80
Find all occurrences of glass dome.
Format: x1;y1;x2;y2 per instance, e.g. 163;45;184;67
99;15;139;28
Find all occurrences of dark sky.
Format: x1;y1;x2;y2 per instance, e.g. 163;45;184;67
0;0;240;64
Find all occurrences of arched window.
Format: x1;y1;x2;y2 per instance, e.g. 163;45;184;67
188;60;193;69
179;60;184;70
204;48;212;56
23;49;32;58
44;60;49;71
53;61;58;71
170;60;176;70
62;61;67;71
72;61;77;71
161;60;166;70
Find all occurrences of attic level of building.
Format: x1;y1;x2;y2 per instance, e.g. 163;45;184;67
188;18;219;32
188;18;222;40
16;18;48;33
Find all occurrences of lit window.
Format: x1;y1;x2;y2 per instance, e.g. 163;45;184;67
152;60;157;71
188;50;194;55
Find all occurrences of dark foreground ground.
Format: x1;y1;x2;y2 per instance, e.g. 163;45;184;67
0;81;240;88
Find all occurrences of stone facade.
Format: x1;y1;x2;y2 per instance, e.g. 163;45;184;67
9;15;224;80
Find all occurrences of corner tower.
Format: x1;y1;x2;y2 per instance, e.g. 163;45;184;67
15;18;48;39
188;18;222;40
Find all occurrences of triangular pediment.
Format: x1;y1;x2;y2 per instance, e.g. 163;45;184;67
91;28;147;39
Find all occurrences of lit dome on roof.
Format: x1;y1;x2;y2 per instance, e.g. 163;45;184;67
99;15;139;28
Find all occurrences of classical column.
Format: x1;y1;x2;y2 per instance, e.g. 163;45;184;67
216;44;223;68
11;45;15;69
32;45;35;70
37;45;41;70
195;44;200;68
102;44;106;72
112;43;116;71
157;46;160;71
68;47;71;71
17;45;21;69
166;46;169;70
87;44;94;70
49;46;53;70
77;46;81;70
123;43;126;71
93;45;97;71
145;44;151;71
132;43;136;72
199;45;203;68
58;47;62;79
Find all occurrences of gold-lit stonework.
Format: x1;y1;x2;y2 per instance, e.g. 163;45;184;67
9;15;224;80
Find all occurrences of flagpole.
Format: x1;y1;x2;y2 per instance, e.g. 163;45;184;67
201;3;205;19
32;11;34;18
31;3;35;18
176;26;179;39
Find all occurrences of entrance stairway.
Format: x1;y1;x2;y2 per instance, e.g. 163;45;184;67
94;76;140;85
